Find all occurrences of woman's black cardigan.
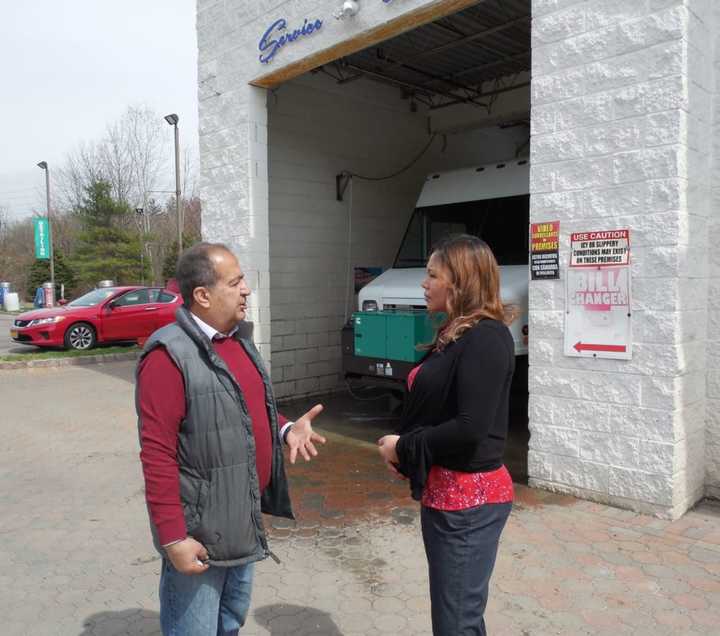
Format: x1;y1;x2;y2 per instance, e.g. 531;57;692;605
395;318;515;501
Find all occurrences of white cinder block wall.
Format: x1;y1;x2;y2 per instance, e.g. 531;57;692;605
529;0;713;517
198;0;719;515
267;72;528;399
706;0;720;499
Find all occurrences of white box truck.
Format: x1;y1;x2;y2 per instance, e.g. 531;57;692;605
342;159;530;387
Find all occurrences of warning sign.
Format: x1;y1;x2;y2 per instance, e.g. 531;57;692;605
570;229;630;267
564;267;632;359
530;220;560;280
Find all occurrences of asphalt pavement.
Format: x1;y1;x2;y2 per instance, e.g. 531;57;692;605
0;312;37;355
0;360;719;635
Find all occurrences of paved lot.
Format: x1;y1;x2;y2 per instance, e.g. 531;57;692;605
1;360;719;635
0;312;33;355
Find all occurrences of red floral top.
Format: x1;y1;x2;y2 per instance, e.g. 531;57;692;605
407;364;514;511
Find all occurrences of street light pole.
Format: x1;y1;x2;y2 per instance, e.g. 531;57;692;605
135;207;145;285
37;161;55;295
164;113;182;253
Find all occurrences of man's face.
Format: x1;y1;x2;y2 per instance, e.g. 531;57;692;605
200;249;251;329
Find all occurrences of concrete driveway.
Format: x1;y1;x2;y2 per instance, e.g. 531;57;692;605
1;360;719;635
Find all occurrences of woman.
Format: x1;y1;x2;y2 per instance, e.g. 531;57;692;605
378;234;515;636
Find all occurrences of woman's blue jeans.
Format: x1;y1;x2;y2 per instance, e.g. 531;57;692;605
159;559;255;635
421;502;512;636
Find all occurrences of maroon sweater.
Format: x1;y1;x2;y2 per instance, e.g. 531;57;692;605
137;338;286;546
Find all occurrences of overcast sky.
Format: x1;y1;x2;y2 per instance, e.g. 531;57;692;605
1;0;198;222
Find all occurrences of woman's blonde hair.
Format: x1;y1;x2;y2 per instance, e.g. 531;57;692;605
427;234;517;350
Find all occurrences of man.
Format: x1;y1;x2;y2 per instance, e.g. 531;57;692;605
136;242;325;635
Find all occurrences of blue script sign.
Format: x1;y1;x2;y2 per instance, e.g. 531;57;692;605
259;17;323;64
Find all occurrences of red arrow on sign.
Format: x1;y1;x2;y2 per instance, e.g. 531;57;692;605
574;341;626;353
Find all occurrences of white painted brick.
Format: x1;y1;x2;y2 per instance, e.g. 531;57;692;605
532;67;587;105
642;372;705;409
530;130;585;162
583;181;648;217
608;404;675;441
532;4;586;45
585;40;684;96
555;94;614;130
558;157;615;190
583;119;643;157
529;310;564;340
532;0;587;19
528;337;556;367
529;282;564;312
550;454;611;493
584;0;650;32
530;190;584;217
579;431;640;468
530;103;557;135
554;397;612;431
634;309;706;344
529;426;579;456
632;278;680;311
609;467;673;504
526;450;554;482
612;146;683;184
615;6;687;52
531;367;643;405
539;25;617;75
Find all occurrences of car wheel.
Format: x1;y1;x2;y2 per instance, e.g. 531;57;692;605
64;322;96;351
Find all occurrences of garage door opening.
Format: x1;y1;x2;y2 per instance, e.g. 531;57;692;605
265;0;531;481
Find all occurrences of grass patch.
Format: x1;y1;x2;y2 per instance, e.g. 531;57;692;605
0;344;139;362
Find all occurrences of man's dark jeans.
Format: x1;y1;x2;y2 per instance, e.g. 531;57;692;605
421;502;512;635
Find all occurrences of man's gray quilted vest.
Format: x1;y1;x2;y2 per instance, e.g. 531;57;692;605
136;306;293;567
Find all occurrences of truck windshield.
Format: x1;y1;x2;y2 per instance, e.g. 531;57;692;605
394;194;529;268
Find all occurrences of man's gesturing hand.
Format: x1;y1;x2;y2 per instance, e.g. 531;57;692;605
165;537;210;575
286;403;326;464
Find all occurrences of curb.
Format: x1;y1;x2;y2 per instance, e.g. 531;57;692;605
0;350;140;371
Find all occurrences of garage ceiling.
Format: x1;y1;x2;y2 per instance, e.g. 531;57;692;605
321;0;530;111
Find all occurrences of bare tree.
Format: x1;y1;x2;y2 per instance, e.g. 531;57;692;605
56;105;170;213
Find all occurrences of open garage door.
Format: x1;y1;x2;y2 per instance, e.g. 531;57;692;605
265;0;531;480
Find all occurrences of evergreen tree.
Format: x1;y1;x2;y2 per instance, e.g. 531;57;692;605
161;231;201;284
26;250;77;300
71;179;149;289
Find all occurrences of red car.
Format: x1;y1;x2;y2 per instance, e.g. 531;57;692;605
10;286;183;351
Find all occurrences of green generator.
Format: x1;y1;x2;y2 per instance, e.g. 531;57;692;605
352;310;436;363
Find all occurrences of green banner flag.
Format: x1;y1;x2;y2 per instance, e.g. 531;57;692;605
34;217;51;260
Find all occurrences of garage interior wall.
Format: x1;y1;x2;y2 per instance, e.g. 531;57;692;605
528;0;714;518
705;0;720;499
267;71;529;399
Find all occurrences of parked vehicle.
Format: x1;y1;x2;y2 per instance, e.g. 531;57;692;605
9;286;182;351
343;159;530;387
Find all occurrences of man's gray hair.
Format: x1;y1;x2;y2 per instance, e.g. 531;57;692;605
176;242;233;306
